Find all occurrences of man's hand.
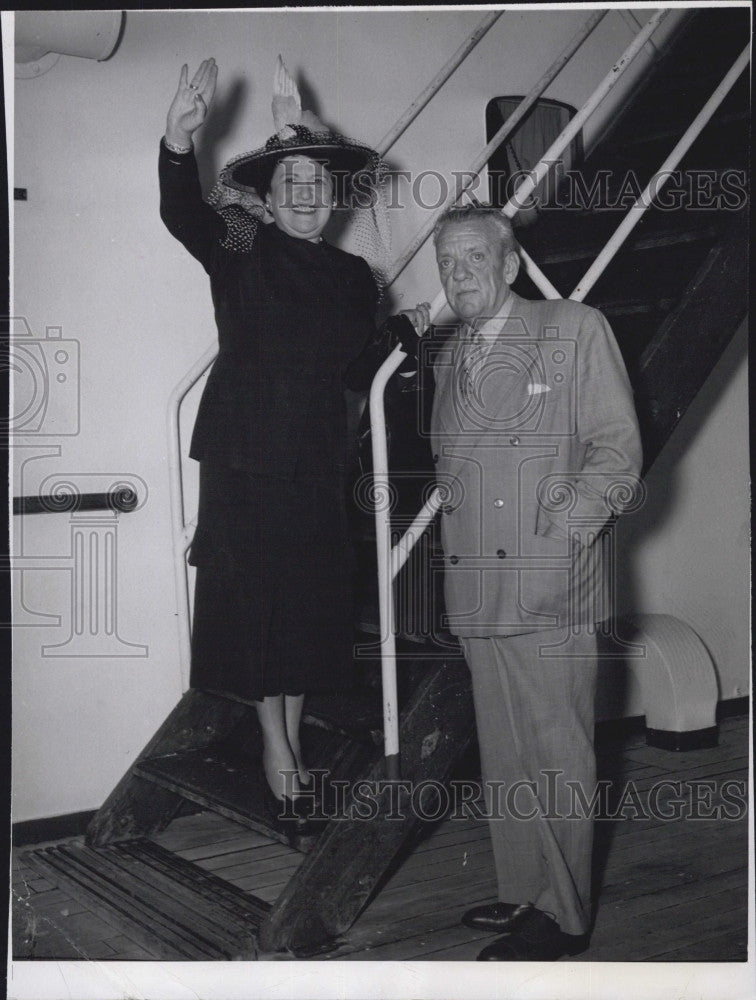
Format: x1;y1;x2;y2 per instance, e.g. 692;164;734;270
400;302;431;337
165;58;218;148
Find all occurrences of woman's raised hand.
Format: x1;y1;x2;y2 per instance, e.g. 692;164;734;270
165;58;218;147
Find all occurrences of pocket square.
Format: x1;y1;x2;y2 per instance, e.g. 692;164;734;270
527;382;551;395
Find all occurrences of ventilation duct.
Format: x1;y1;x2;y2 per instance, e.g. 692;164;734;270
15;11;123;79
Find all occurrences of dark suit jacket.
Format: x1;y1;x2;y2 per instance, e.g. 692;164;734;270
159;140;393;480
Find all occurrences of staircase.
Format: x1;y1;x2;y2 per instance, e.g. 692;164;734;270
22;8;749;958
23;639;474;956
512;8;749;471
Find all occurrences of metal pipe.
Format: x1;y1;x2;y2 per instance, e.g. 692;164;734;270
384;11;607;290
517;246;563;300
166;341;217;687
391;487;444;578
501;9;670;220
571;45;750;301
375;11;503;157
369;343;407;774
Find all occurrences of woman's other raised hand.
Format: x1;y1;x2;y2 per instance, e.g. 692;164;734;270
165;58;218;148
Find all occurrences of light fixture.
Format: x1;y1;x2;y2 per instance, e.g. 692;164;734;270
15;11;124;79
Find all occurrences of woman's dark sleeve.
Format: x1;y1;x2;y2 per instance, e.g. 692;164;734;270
343;313;418;391
158;139;229;273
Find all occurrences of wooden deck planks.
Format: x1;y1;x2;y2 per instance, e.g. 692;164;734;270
12;714;749;962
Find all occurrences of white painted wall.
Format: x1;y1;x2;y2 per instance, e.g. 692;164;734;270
614;320;750;705
10;9;749;821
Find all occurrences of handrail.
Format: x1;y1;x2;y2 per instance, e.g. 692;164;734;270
421;7;671;320
385;11;608;294
167;342;217;687
391;491;445;579
13;491;139;515
368;344;417;778
570;45;750;301
375;12;503;157
500;9;670;220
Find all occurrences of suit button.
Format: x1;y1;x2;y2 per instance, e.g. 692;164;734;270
449;555;459;564
432;454;439;463
493;498;504;508
509;436;520;446
496;549;507;558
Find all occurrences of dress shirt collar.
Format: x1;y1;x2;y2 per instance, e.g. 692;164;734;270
463;293;515;344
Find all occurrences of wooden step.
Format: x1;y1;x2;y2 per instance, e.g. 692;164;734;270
529;222;720;268
593;297;677;318
86;689;252;846
135;745;311;848
304;688;384;742
617;110;750;150
634;208;748;473
22;838;269;960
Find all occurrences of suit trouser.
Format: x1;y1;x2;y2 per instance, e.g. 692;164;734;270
460;628;597;936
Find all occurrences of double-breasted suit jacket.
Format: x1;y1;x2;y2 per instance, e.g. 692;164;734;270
428;292;642;637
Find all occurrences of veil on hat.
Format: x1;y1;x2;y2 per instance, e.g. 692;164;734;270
207;57;393;291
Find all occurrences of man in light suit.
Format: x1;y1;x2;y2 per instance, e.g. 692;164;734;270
421;205;642;960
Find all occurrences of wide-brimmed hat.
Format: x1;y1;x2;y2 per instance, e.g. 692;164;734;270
215;56;383;197
222;124;379;196
208;57;392;289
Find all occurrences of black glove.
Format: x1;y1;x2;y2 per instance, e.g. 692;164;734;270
385;313;421;360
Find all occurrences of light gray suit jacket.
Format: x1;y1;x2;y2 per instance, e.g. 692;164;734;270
429;292;642;636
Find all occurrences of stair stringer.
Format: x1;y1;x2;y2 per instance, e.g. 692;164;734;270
86;689;250;846
257;655;475;955
635;209;749;474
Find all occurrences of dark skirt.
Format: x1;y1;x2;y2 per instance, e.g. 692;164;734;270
189;461;356;700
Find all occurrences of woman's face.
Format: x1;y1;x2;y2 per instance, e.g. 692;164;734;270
265;156;334;241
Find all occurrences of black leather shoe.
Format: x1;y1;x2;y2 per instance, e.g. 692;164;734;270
263;786;303;837
461;901;529;932
476;907;588;961
291;776;320;819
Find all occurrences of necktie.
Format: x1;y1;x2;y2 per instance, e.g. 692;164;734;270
461;325;484;402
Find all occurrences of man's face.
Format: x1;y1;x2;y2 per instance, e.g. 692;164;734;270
266;156;334;241
435;219;519;322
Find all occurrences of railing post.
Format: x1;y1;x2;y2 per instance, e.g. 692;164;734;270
369;344;407;779
167;343;217;688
